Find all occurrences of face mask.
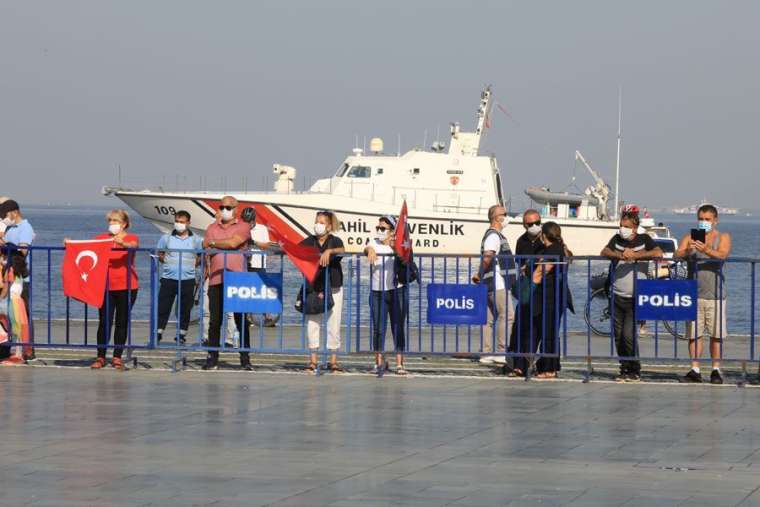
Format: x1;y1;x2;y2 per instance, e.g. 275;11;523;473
619;226;633;240
220;208;235;221
314;223;327;236
108;223;122;235
1;217;13;227
527;224;542;236
174;222;187;233
698;220;713;232
375;230;389;242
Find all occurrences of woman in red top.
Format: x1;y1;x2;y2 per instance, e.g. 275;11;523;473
91;209;139;370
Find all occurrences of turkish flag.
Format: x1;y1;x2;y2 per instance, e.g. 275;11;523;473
394;200;413;264
62;239;114;307
266;222;321;284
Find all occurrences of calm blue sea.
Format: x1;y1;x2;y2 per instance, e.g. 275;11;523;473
18;205;760;335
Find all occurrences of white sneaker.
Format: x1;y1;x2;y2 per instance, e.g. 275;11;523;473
479;355;497;364
491;355;508;365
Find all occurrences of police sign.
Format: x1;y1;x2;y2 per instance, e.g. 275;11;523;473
635;279;697;321
223;271;283;313
427;283;487;325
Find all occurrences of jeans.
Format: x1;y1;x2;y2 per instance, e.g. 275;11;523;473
97;289;138;359
370;287;408;352
613;295;640;374
157;278;196;340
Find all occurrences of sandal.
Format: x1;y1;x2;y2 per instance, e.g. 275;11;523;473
507;368;524;378
91;357;107;369
328;363;343;373
305;362;318;372
535;372;557;379
111;357;126;371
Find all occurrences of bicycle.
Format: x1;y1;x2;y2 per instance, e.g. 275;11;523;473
584;260;689;340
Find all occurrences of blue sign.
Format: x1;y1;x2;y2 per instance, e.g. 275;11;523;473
636;279;697;321
223;271;283;313
427;283;488;325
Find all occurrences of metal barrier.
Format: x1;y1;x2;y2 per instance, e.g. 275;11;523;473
1;245;757;379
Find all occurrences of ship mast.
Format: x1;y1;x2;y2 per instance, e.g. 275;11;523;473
448;85;492;157
614;86;622;219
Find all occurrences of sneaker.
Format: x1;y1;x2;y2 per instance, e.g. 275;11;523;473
682;369;703;383
396;366;408;376
625;373;641;382
710;369;723;385
479;355;497;365
491;355;508;365
202;357;219;371
90;357;107;369
241;361;253;372
111;357;126;371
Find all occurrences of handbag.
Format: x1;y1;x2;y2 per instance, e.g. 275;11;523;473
294;285;335;315
511;275;537;306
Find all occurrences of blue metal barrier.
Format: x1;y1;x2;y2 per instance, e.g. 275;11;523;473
1;245;757;378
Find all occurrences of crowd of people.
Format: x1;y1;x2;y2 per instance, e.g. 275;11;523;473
0;196;733;382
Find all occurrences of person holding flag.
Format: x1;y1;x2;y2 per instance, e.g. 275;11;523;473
298;210;345;372
90;210;140;370
0;251;32;364
365;210;416;375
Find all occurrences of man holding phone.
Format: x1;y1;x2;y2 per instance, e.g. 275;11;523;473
676;204;732;384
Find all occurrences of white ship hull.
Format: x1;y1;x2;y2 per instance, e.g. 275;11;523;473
113;190;619;256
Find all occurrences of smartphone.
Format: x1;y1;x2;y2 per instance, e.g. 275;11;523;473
691;228;706;243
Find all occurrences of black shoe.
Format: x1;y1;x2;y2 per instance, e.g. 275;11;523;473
710;369;723;385
240;360;253;371
202;357;218;371
156;334;162;343
176;336;186;345
682;369;703;383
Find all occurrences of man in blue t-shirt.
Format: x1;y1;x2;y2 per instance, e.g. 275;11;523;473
156;210;203;344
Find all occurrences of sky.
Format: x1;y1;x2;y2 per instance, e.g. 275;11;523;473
1;0;758;210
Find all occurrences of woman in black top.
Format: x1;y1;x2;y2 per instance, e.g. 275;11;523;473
299;211;345;371
531;221;574;378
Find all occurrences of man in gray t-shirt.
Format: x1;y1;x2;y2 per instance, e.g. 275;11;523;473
601;211;662;381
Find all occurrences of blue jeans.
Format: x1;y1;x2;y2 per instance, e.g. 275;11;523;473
369;287;408;352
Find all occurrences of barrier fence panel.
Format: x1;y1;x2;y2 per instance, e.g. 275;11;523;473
1;245;758;374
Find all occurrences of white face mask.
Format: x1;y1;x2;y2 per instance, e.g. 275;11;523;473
314;223;327;236
375;230;389;242
220;208;235;221
174;222;187;233
619;226;633;240
108;223;122;235
527;224;542;236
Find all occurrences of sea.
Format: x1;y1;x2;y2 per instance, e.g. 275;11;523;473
17;205;760;336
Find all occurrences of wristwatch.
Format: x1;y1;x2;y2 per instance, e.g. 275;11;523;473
210;240;216;248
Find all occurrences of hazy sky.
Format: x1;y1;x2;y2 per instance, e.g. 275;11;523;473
1;1;758;209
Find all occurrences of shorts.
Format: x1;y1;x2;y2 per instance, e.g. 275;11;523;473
685;298;727;340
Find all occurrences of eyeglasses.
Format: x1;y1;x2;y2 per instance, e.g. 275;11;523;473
219;205;235;211
375;226;390;232
525;220;541;227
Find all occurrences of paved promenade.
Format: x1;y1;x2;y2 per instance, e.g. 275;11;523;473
2;365;760;506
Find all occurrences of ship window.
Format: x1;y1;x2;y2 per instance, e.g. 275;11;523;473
346;165;371;178
336;163;349;177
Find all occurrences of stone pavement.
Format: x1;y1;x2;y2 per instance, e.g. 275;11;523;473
1;366;760;506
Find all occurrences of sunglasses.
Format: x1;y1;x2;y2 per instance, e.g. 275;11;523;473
525;220;541;227
376;226;390;232
219;205;235;211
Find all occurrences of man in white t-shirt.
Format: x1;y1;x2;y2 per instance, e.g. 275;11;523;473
241;207;271;271
472;205;515;365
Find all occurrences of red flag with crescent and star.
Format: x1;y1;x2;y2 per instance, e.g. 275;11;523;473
62;239;114;307
394;200;412;264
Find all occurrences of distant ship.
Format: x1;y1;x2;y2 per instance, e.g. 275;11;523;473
672;201;738;215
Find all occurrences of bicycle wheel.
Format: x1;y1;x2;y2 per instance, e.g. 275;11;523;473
662;320;688;341
585;288;612;336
